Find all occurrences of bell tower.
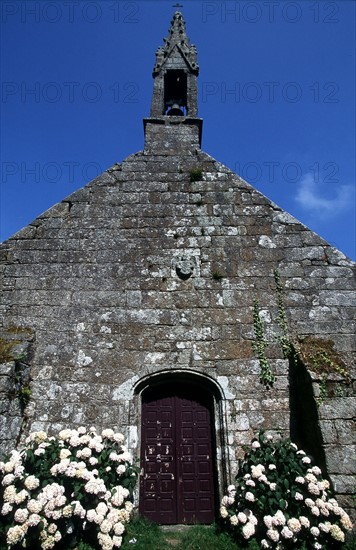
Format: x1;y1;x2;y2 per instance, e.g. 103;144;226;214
144;11;203;152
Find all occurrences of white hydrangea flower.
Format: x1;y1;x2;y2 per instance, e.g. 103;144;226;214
4;485;17;504
251;441;261;449
287;518;301;533
47;523;58;535
230;515;238;525
117;508;130;522
249;513;258;526
125;501;134;513
97;502;108;516
97;532;114;550
113;433;125;444
264;515;273;529
28;513;41;526
58;429;72;441
294;492;303;501
258;474;268;483
302;456;311;464
87;509;97;522
109;452;120;462
117;452;132;463
340;513;353;531
268;464;276;470
24;475;40;491
246;479;255;487
305;473;317;483
272;510;286;526
261;539;272;548
113;535;123;547
281;526;293;539
116;464;126;475
310;466;321;476
14;465;25;478
321;479;330;490
330;524;345;542
318;521;331;533
29;431;47;443
308;483;320;496
100;519;113;534
27;498;42;514
267;528;280;542
6;525;27;545
310;526;320;537
34;448;46;456
295;476;305;484
54;531;62;543
14;489;29;505
237;512;247;524
299;516;310;528
73;500;86;518
245;492;255;502
242;522;255;539
114;521;125;536
102;429;115;439
220;506;228;518
14;508;29;523
251;464;265;478
59;448;71;460
1;502;13;515
311;506;320;516
2;473;15;486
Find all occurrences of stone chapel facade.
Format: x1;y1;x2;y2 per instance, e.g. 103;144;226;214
0;12;355;524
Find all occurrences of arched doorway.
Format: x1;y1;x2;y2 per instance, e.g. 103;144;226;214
139;378;218;524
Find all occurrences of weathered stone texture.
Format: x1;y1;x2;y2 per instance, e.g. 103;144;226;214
1;149;355;506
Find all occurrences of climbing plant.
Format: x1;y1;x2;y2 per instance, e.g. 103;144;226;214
252;300;276;388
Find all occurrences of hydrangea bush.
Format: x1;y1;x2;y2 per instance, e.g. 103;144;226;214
220;432;353;549
0;427;139;549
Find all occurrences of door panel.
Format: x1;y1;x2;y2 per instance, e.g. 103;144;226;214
140;384;216;524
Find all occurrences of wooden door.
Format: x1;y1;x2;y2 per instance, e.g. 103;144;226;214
139;383;216;524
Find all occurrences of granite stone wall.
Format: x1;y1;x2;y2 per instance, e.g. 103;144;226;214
0;145;355;515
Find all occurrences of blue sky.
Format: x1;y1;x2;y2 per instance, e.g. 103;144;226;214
1;0;355;259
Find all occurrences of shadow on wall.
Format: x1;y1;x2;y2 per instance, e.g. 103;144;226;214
289;358;327;475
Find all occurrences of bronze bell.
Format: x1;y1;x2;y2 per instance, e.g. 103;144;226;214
167;103;184;116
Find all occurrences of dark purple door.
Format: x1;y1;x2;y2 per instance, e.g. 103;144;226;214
139;384;216;524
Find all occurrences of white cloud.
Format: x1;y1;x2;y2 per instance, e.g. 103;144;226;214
295;173;355;219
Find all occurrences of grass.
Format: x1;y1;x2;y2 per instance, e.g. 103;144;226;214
119;518;253;549
120;518;356;550
174;524;239;549
121;516;169;550
73;516;356;550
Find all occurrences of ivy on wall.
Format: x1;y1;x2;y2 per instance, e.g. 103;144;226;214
252;269;351;400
